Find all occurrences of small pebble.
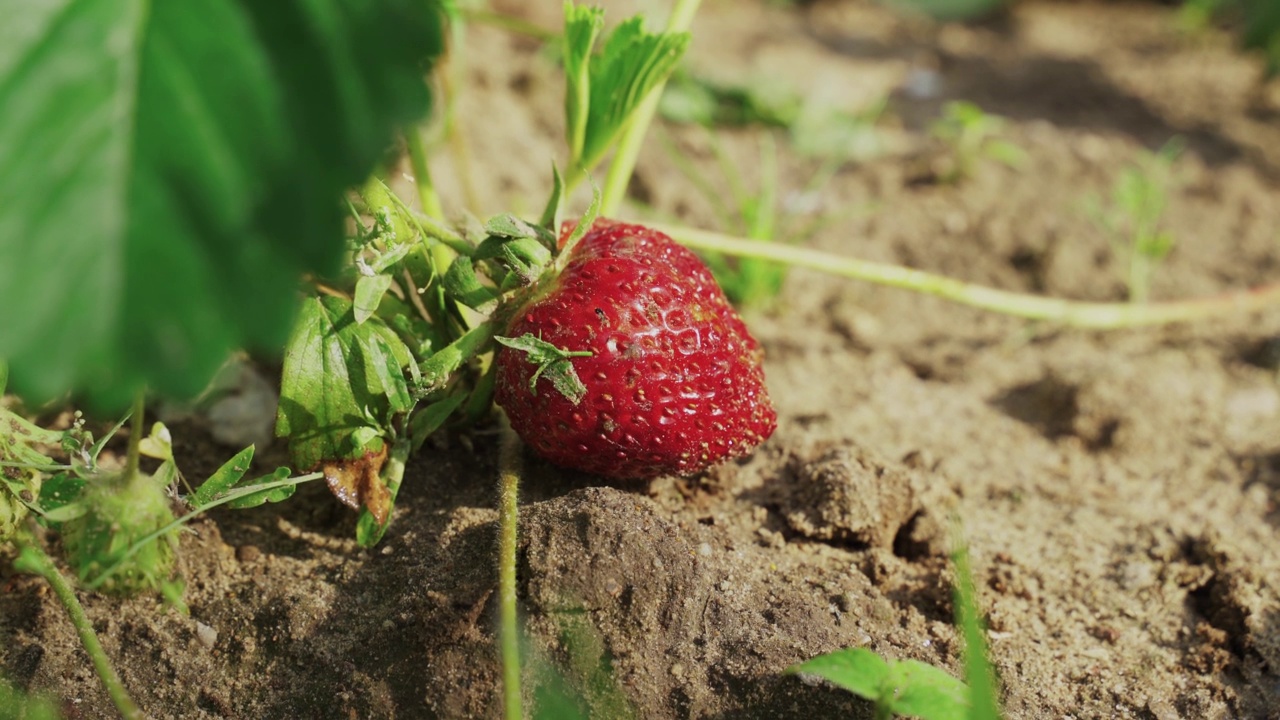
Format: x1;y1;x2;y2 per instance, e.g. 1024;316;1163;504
195;622;217;649
669;663;685;678
236;545;260;563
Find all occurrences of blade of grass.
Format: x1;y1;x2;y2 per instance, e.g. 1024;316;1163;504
952;527;1001;719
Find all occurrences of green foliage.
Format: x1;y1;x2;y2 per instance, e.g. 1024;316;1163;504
276;295;416;471
1086;140;1183;304
0;676;60;720
1181;0;1280;78
0;408;62;541
562;2;690;183
931;102;1025;184
789;648;970;720
190;445;297;510
0;0;444;408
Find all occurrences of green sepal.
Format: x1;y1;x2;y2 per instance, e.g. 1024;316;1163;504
495;334;591;405
540;165;566;233
484;214;557;248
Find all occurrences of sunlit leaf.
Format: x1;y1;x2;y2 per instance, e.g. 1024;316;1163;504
0;0;443;407
275;295;413;471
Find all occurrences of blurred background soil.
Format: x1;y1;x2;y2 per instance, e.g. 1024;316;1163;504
4;0;1280;718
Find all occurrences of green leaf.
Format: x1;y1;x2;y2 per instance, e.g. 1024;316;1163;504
580;16;690;171
0;676;60;720
495;333;591;405
0;0;444;408
190;445;255;509
563;2;605;162
224;466;296;509
884;659;972;719
36;473;88;522
788;647;890;701
788;647;971;720
354;274;396;325
275;295;413;470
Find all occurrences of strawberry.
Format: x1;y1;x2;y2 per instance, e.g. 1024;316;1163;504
494;219;776;479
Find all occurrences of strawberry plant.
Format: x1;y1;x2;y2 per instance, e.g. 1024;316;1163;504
7;0;1280;717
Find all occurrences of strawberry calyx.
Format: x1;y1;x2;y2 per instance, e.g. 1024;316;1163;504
494;333;592;405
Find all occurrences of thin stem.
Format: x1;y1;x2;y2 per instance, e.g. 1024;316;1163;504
496;412;523;720
405;126;446;220
14;542;143;720
124;392;145;480
659;223;1280;329
599;0;705;216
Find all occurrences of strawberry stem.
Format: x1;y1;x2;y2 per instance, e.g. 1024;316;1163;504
659;223;1280;329
15;541;144;720
496;412;524;720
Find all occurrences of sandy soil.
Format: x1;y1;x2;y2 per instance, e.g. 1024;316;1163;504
4;1;1280;718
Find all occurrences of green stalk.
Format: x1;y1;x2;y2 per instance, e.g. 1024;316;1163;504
405;127;446;221
14;542;143;720
952;530;1001;719
599;0;705;216
659;223;1280;329
496;413;523;720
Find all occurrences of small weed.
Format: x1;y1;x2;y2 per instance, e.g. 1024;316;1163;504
1085;139;1184;304
930;101;1026;184
787;528;1001;720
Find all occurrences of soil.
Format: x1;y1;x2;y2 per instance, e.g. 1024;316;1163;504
5;1;1280;718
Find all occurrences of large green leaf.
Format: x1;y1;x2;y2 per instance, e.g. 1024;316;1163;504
275;294;413;470
0;0;443;407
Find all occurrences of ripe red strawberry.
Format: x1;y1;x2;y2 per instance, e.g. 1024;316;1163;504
494;219;776;479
